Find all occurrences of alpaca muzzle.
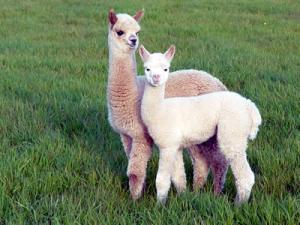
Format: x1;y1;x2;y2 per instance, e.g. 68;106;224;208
152;74;161;85
128;35;138;48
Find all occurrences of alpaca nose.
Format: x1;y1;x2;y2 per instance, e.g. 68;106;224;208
131;39;137;45
129;35;137;45
153;74;160;80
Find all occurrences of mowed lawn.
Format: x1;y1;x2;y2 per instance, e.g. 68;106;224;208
0;0;299;224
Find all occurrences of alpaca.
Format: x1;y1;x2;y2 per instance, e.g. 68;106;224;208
139;45;262;205
107;9;229;200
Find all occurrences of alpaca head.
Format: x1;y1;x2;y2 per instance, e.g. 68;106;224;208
108;9;144;53
139;45;176;86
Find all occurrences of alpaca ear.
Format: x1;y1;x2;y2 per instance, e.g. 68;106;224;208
108;9;118;28
133;9;144;22
139;45;150;62
164;45;176;62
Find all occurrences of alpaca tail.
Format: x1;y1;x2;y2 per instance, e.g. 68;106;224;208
247;100;262;140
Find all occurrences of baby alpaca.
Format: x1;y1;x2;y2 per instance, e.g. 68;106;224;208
140;45;262;205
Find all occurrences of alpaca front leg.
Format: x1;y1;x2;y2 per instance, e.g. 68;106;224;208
156;148;177;204
120;134;132;158
171;149;186;194
188;145;209;191
127;140;152;200
230;153;255;205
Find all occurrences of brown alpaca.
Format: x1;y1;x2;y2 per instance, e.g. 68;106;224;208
107;9;229;200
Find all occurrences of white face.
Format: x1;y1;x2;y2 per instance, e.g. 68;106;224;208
108;12;143;53
139;45;176;87
144;54;170;86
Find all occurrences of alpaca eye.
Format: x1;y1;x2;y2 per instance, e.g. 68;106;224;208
146;68;150;71
164;69;168;72
116;30;124;36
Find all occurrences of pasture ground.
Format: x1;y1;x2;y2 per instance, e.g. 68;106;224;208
0;0;299;224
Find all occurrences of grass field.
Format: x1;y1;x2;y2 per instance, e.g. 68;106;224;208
0;0;299;224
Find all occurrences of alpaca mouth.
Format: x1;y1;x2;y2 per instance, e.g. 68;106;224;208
128;43;137;49
152;79;160;86
152;77;160;84
151;82;160;87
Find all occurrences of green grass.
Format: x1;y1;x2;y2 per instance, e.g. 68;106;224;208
0;0;299;224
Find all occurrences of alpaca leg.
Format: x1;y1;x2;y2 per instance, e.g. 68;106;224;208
188;145;209;191
127;139;152;200
210;150;229;195
218;125;254;204
120;134;132;158
198;135;228;194
228;152;255;205
156;147;177;204
171;149;186;194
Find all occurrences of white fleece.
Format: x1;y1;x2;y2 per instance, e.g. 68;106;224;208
139;46;262;205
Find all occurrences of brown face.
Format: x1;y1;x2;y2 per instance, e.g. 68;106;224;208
108;9;144;52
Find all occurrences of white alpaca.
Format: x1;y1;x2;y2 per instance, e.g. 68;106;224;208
139;45;262;205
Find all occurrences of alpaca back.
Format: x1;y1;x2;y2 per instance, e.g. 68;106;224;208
162;91;261;145
143;92;224;148
165;70;227;98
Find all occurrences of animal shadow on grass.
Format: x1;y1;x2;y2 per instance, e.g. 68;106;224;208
5;83;132;192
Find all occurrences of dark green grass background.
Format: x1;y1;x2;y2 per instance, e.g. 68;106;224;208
0;0;299;224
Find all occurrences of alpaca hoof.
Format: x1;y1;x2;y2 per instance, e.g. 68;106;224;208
213;190;223;196
176;185;186;195
157;194;167;205
213;186;224;196
129;174;143;200
192;184;200;192
234;197;244;206
234;191;251;206
192;177;206;192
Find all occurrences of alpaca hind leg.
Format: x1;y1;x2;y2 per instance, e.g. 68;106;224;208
230;153;255;205
127;139;152;200
199;135;228;194
188;145;209;191
210;150;229;195
156;147;177;204
120;134;132;158
171;150;186;194
217;115;255;204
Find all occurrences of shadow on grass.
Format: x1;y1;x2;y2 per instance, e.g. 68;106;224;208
1;77;131;184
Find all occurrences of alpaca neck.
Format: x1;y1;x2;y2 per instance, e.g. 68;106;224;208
143;82;165;110
108;48;138;100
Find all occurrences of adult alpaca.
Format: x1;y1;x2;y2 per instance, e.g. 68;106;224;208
107;9;228;200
